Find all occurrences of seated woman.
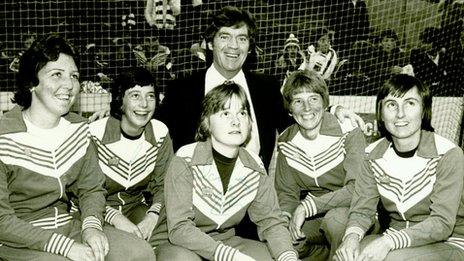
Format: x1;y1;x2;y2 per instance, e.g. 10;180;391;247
88;67;173;246
0;34;155;260
336;74;464;261
275;70;366;260
152;82;298;261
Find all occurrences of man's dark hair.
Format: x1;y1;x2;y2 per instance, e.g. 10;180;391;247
203;6;258;70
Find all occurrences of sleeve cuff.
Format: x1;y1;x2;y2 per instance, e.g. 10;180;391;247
82;216;103;231
343;226;365;242
277;250;298;261
214;243;238;261
301;195;317;218
105;206;122;225
383;228;411;250
44;233;75;257
147;203;162;215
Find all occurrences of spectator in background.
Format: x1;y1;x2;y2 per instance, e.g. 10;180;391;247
299;28;338;81
153;82;299;261
372;29;409;88
332;40;377;95
275;33;305;78
326;0;371;59
88;67;174;247
9;32;36;72
275;70;366;260
336;74;464;261
410;26;463;96
0;34;155;261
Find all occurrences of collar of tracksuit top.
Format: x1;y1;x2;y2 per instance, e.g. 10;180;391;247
365;130;458;219
97;116;158;145
279;111;351;141
0;105;86;135
180;140;267;228
366;130;440;161
187;139;266;176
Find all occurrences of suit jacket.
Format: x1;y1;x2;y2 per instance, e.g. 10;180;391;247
156;69;292;169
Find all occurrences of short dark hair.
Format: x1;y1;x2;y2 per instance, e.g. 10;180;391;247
203;6;258;69
110;67;157;120
282;70;330;112
195;82;251;142
379;29;399;43
13;33;79;108
376;74;434;139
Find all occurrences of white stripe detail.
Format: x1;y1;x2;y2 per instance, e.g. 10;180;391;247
372;152;439;215
301;195;317;218
446;237;464;251
105;206;122;225
214;243;238;261
93;136;164;189
383;228;411;250
0;123;89;178
44;233;75;256
82;216;103;231
278;133;347;180
192;160;260;228
277;250;298;261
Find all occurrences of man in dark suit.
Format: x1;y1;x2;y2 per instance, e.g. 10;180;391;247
157;6;363;169
155;6;367;243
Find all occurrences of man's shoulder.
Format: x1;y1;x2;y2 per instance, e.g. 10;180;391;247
173;69;207;83
244;70;279;88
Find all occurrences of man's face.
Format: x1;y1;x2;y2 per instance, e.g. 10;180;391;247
209;24;250;79
286;45;299;57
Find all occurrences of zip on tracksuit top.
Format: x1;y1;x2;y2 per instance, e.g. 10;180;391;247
275;112;365;219
0;106;106;257
162;140;298;261
345;130;464;251
88;116;173;223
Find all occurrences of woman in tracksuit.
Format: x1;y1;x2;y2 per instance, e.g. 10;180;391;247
336;74;464;261
152;82;298;261
88;67;173;247
0;34;155;260
275;70;366;260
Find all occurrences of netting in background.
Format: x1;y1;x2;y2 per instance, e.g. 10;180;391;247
1;0;462;94
0;0;463;144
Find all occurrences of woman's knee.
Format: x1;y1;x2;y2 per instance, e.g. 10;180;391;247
155;243;202;261
104;225;156;261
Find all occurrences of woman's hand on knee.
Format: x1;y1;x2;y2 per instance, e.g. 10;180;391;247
137;212;159;240
357;236;393;261
289;205;306;242
335;234;360;261
112;213;143;239
82;228;110;261
67;242;95;261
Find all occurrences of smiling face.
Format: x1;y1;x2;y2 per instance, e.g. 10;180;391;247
316;34;331;54
210;24;250;79
381;37;397;53
381;86;423;146
121;85;156;136
31;53;80;118
290;91;324;140
209;94;251;155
